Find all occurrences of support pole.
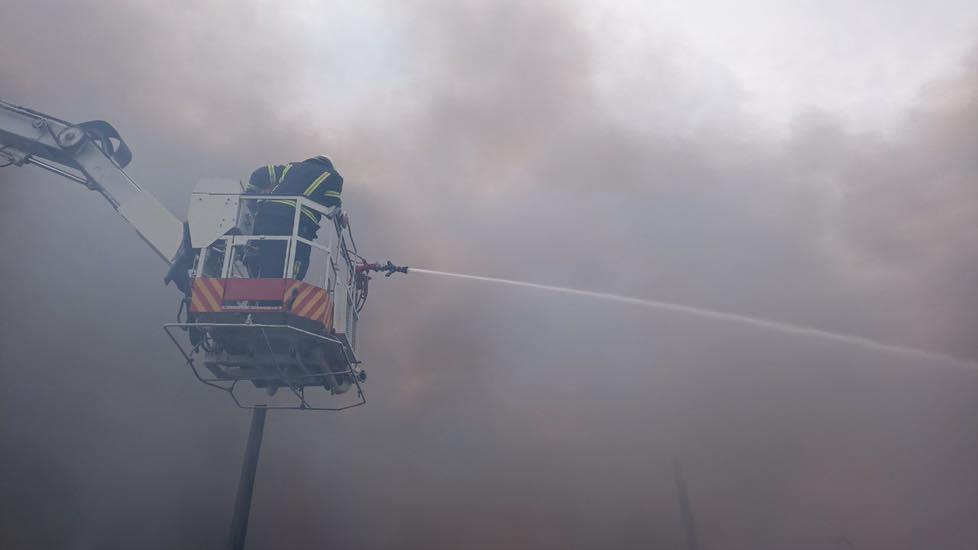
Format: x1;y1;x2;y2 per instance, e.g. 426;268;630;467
673;459;701;550
229;407;267;550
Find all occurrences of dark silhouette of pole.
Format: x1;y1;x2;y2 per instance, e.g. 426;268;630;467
673;459;701;550
229;407;267;550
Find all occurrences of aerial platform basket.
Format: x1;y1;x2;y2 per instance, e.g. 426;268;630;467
163;183;367;410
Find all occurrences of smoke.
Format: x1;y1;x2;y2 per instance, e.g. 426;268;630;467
1;1;977;549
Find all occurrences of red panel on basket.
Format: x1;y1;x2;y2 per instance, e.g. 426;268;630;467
223;278;288;301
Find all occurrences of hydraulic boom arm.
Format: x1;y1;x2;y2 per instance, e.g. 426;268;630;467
0;99;183;264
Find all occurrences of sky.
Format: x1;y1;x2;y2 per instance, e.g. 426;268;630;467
1;1;977;549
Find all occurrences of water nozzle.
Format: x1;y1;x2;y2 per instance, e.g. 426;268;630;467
356;260;409;277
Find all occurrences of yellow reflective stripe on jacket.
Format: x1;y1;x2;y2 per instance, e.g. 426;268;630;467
303;170;331;196
299;208;318;222
266;164;276;185
323;190;341;199
266;199;296;208
278;163;293;183
265;199;319;222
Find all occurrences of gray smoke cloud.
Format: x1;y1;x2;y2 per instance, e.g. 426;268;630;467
1;1;977;549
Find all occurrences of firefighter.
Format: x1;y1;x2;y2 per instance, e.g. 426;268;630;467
245;155;343;279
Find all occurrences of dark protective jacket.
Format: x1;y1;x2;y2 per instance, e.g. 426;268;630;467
247;156;344;224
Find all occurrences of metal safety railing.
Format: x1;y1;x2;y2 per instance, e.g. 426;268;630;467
190;193;358;348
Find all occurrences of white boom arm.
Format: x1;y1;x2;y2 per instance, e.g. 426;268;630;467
0;99;183;264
